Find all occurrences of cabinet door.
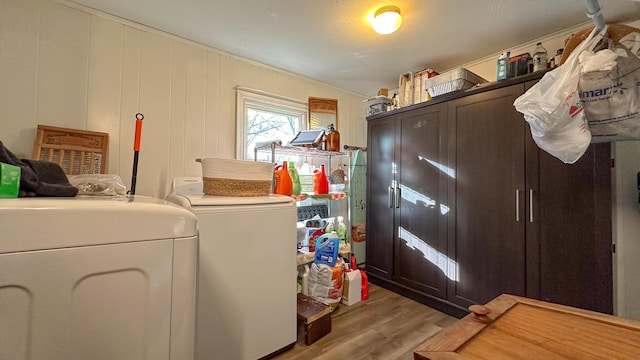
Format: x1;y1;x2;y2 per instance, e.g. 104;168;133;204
526;138;613;313
447;84;527;308
366;115;396;279
394;104;449;298
0;240;174;360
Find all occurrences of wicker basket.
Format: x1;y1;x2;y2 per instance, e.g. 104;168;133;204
32;125;109;175
197;158;273;196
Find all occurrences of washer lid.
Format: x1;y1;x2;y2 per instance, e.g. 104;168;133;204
0;196;198;254
183;193;294;207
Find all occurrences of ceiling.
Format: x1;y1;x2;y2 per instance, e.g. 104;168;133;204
67;0;640;96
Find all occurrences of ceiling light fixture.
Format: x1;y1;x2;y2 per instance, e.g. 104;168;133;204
372;5;403;35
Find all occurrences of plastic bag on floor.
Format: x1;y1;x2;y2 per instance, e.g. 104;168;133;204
514;27;607;163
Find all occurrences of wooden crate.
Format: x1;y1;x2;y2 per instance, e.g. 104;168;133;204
297;293;331;345
32;125;109;175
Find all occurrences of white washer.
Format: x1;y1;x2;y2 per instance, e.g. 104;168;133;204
167;177;297;360
0;196;198;360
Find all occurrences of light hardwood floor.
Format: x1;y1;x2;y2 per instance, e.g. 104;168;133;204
273;284;459;360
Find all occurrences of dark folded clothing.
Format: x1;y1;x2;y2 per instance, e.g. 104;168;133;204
0;141;78;197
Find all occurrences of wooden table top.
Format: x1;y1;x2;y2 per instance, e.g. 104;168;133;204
414;294;640;360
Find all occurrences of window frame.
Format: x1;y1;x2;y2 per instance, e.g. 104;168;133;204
235;88;308;160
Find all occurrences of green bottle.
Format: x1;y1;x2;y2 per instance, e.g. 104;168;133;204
336;216;347;242
288;161;301;195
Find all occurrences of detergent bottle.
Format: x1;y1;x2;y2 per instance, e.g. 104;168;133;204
314;231;340;267
313;165;329;194
360;270;369;300
274;161;292;195
336;216;347;243
324;217;335;233
497;51;510;81
298;161;313;193
288;161;301;195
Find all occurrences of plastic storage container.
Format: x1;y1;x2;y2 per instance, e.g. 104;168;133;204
424;68;487;98
364;96;393;116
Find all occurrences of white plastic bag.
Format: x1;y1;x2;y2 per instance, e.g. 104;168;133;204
67;174;127;196
308;259;344;305
579;44;640;142
514;27;607;163
620;32;640;56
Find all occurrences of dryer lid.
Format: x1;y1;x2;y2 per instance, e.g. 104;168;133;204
169;176;293;207
0;196;198;253
182;193;293;207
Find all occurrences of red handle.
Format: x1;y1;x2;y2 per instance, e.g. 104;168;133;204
133;113;144;151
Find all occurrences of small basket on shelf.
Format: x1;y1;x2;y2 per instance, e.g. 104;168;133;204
197;158;273;196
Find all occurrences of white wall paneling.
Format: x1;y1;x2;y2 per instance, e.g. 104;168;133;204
179;44;206;192
236;60;261;91
216;53;237;160
0;0;366;198
169;41;189;181
87;15;123;173
203;51;219;169
137;31;172;197
37;0;89;130
0;0;40;157
118;26;141;188
260;67;286;99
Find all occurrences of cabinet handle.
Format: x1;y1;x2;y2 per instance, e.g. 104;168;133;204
395;186;401;208
529;189;534;223
388;187;394;208
515;189;521;222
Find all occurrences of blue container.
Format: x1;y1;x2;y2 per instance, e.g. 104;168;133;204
497;51;510;81
314;231;340;267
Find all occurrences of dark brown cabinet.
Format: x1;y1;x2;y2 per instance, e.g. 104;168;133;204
446;84;527;309
527;137;612;314
367;104;449;300
366;74;613;317
367;115;396;280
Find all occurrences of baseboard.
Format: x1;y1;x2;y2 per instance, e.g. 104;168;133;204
259;341;296;360
367;272;469;319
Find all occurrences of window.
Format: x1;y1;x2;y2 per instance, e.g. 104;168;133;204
236;88;308;160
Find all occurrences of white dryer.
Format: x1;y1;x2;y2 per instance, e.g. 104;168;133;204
167;177;297;360
0;196;198;360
